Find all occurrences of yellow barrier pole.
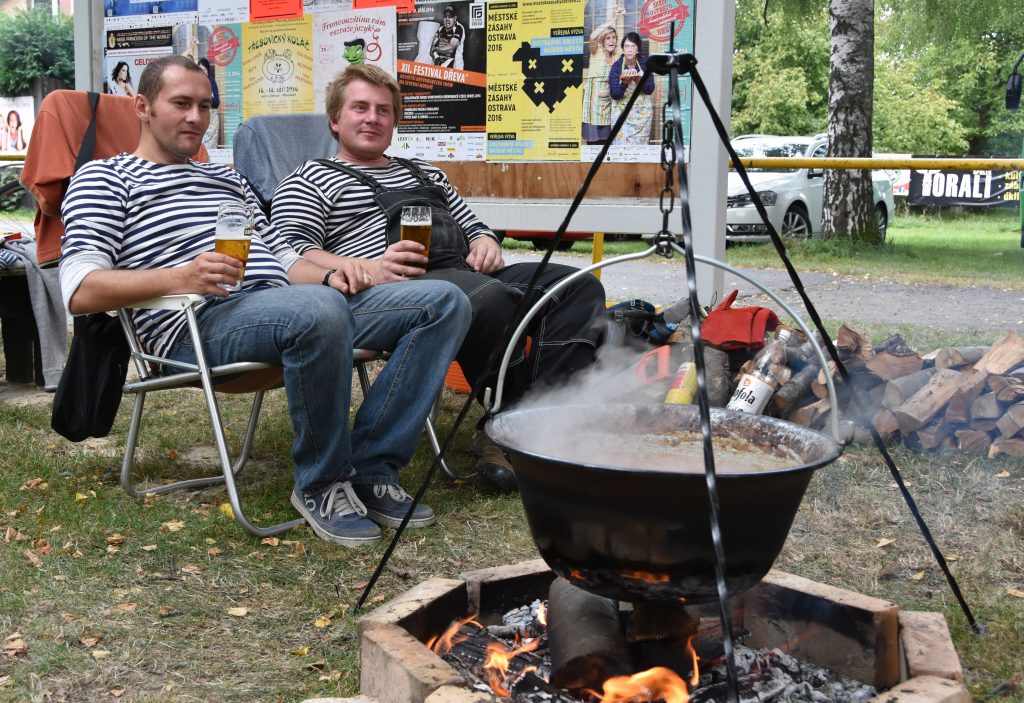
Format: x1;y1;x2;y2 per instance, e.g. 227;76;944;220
730;156;1024;171
591;232;604;279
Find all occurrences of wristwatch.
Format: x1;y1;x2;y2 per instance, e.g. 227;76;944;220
321;269;336;287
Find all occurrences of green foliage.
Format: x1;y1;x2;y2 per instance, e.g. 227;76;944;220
873;56;969;153
0;7;74;96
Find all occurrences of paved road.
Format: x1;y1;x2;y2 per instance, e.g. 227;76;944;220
505;251;1024;335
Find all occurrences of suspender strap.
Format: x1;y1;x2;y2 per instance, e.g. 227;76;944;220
74;92;101;174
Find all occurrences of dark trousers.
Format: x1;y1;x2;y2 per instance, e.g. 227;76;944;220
422;262;606;407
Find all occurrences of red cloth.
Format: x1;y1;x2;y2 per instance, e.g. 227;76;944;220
20;90;209;266
701;290;780;350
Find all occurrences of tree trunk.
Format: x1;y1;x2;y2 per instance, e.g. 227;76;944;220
822;0;879;243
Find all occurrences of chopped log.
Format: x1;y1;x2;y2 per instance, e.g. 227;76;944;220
836;323;872;369
972;419;999;432
772;363;819;416
892;368;962;434
872;408;900;438
973;332;1024;374
988;374;1024;403
996;401;1024;439
945;368;989;423
866;352;924;381
626;601;699;643
547;578;632;691
933;346;987;370
811;361;838;399
969;392;1003;423
955;429;992;456
790;397;831;428
988;437;1024;458
911;417;950;451
882;368;936;409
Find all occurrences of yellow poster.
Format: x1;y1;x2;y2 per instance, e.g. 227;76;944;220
242;16;314;119
486;0;584;161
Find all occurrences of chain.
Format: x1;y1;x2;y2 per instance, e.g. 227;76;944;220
656;100;677;257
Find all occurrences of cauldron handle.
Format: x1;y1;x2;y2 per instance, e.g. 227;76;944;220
486;246;847;445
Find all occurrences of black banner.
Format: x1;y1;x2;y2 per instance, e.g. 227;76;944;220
909;162;1020;208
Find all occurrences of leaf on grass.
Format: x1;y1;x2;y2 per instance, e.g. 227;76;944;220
106;545;120;555
104;534;125;546
261;537;279;547
207;547;222;556
291;542;306;558
160;520;185;533
371;595;385;603
227;607;248;617
109;603;137;614
3;634;28;658
219;503;234;520
19;478;48;492
314;617;331;628
1007;587;1024;599
79;637;100;648
33;539;50;554
91;649;110;659
304;660;327;672
109;688;125;698
289;646;310;656
75;492;90;503
158;607;182;618
180;565;200;574
0;674;12;687
318;671;342;681
910;571;925;581
995;470;1011;478
142;545;158;552
23;548;43;568
875;538;896;548
72;550;83;559
947;553;959;561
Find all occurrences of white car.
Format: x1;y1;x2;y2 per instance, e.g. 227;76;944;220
726;134;895;243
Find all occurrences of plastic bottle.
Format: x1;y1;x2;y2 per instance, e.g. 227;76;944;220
664;361;697;404
726;329;794;414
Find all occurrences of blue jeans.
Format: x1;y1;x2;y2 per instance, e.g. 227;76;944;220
165;281;470;492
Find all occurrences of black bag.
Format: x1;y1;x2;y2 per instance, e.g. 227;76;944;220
605;299;677;350
51;312;130;441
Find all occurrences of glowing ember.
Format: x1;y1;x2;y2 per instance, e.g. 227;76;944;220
620;569;671;584
482;636;542;698
595;666;691;703
428;613;482;654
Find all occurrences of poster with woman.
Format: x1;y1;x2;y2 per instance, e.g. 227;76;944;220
0;97;34;155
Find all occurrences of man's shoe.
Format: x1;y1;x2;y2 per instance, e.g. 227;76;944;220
291;481;381;547
353;483;436;529
472;433;517;494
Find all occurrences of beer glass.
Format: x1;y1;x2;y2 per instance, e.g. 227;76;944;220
400;206;431;262
215;202;253;291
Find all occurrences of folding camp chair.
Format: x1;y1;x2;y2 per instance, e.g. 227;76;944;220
233;113;458;479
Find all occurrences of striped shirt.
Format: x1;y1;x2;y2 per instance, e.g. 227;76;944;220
60;153;299;357
270;157;497;259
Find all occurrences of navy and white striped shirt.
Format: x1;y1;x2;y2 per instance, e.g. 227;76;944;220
60;154;299;357
270;157;497;259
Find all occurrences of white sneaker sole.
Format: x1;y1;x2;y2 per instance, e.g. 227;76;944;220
365;507;436;530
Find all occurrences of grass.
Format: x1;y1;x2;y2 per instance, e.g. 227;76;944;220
1;209;1023;702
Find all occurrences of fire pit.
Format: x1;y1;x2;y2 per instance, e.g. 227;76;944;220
357;560;969;703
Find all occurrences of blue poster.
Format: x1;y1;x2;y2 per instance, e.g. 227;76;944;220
105;0;199;16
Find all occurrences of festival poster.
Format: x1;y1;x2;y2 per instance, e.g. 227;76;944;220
251;0;304;22
312;8;396;113
199;0;249;24
0;97;35;155
304;0;351;12
392;0;487;161
102;0;199;30
242;16;315;119
485;0;585;161
579;0;694;164
200;23;244;155
103;25;175;95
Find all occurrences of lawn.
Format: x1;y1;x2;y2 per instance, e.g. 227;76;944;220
1;209;1022;702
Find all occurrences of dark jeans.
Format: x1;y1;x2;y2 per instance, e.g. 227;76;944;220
422;262;606;408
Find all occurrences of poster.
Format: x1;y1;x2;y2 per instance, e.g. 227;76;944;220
0;97;35;155
242;16;315;118
250;0;304;22
199;0;250;24
485;0;585;161
103;0;198;15
393;0;487;160
312;8;396;113
304;0;350;12
201;23;244;152
104;25;176;96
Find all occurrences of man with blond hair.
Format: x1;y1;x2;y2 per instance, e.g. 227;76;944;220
271;65;607;492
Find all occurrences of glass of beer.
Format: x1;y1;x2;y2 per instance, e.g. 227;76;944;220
215;202;253;291
400;206;431;263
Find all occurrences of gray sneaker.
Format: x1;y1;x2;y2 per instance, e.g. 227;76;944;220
291;481;381;547
353;483;436;529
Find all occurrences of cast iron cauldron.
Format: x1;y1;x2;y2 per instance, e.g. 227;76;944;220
486;404;842;603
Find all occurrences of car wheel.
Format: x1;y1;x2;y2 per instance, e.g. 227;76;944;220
781;206;812;239
530;238;574;252
874;204;888;242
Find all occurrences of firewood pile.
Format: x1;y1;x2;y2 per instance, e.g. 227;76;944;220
770;327;1024;458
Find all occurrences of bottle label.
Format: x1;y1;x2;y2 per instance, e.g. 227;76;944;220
726;373;774;414
664;362;697;405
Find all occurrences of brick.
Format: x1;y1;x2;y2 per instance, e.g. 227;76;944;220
461;559;554;615
866;675;971;703
358;577;466;643
424;685;493;703
741;570;900;690
360;624;463;703
899;611;963;682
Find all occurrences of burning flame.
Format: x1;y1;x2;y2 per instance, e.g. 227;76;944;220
535;602;547;627
594;666;691;703
482;635;542;698
427;613;482;654
620;569;671;584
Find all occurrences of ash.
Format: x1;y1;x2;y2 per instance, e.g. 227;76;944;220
440;601;878;703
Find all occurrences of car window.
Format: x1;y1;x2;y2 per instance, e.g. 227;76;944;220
810;144;827;158
731;140;810;173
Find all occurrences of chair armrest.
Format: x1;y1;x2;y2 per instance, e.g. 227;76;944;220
124;294;204;311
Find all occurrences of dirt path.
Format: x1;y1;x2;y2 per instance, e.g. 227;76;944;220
505;252;1024;335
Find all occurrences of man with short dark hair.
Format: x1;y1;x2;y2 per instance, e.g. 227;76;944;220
430;5;464;67
60;55;471;546
271;65;607;491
